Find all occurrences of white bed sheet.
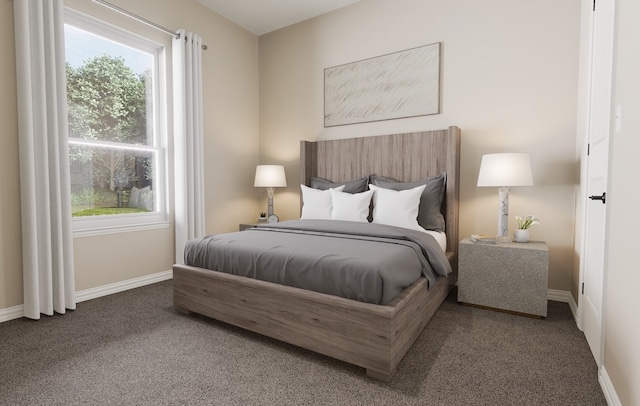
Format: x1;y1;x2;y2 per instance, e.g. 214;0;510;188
424;230;447;252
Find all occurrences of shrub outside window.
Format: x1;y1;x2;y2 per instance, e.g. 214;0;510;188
64;10;167;234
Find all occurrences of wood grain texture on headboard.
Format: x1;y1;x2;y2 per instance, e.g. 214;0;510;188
300;126;461;273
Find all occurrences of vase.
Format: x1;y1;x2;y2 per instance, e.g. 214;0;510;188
514;229;529;243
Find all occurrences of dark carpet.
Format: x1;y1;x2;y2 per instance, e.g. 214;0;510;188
0;281;606;405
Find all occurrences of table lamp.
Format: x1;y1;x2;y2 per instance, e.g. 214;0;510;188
254;165;287;222
477;153;533;242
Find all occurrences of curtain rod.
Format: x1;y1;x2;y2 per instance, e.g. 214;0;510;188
92;0;208;50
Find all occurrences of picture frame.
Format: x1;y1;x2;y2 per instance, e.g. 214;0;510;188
324;42;441;127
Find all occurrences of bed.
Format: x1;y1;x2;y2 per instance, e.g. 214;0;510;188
173;126;461;381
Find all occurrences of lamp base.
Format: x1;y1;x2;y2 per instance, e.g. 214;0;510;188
496;235;512;243
266;187;275;217
497;187;510;242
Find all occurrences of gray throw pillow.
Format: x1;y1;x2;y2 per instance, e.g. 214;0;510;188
310;176;369;194
370;173;446;232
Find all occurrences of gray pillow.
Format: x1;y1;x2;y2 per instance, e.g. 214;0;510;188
370;173;446;232
310;176;369;194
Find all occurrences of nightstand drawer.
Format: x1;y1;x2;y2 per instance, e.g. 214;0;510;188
458;238;549;317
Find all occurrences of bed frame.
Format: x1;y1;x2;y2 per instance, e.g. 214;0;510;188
173;126;461;381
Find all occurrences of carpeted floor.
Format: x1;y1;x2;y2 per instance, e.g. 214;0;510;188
0;280;606;405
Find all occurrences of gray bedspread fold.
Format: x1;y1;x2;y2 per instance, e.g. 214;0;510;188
184;219;452;305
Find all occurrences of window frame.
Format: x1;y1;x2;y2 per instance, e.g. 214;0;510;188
64;8;169;237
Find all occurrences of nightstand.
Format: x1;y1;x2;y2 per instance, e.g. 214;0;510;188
239;223;258;231
457;237;549;317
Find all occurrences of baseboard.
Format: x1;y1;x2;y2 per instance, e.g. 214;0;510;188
0;304;25;323
547;288;579;324
0;270;173;323
599;365;622;406
76;269;173;303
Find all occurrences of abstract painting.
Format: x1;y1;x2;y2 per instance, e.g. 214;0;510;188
324;42;440;127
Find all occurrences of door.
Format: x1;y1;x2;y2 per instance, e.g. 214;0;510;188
581;0;615;366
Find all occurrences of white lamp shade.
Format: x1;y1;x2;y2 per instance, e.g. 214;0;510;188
477;153;533;187
254;165;287;187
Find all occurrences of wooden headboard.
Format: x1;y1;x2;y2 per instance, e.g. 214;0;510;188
300;126;461;273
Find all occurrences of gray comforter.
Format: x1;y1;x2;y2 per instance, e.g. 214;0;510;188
184;219;452;305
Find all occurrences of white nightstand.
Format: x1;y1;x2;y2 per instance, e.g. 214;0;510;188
457;237;549;317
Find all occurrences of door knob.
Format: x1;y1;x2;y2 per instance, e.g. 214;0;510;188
588;192;606;204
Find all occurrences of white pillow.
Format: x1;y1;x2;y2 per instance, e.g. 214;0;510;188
369;184;427;231
138;186;153;211
129;186;140;208
330;189;373;222
300;184;345;219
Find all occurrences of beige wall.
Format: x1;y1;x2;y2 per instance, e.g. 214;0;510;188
0;0;22;309
259;0;582;292
0;0;260;308
604;0;640;403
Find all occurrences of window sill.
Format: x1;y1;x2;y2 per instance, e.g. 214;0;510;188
72;220;171;238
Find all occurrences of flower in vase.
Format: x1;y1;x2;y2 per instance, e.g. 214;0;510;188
515;215;540;230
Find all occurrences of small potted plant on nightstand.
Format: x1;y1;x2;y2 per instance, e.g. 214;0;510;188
258;212;267;223
514;215;540;243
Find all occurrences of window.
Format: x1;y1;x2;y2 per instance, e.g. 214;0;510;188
64;10;167;234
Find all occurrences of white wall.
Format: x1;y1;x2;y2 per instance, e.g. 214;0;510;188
603;0;640;403
259;0;582;292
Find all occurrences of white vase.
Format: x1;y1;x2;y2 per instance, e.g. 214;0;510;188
514;229;530;243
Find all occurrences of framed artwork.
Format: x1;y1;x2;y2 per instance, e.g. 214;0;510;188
324;42;441;127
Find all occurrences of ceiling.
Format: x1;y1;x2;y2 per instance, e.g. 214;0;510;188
197;0;361;36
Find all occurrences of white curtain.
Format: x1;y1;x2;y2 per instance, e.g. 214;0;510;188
173;29;205;264
13;0;75;319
